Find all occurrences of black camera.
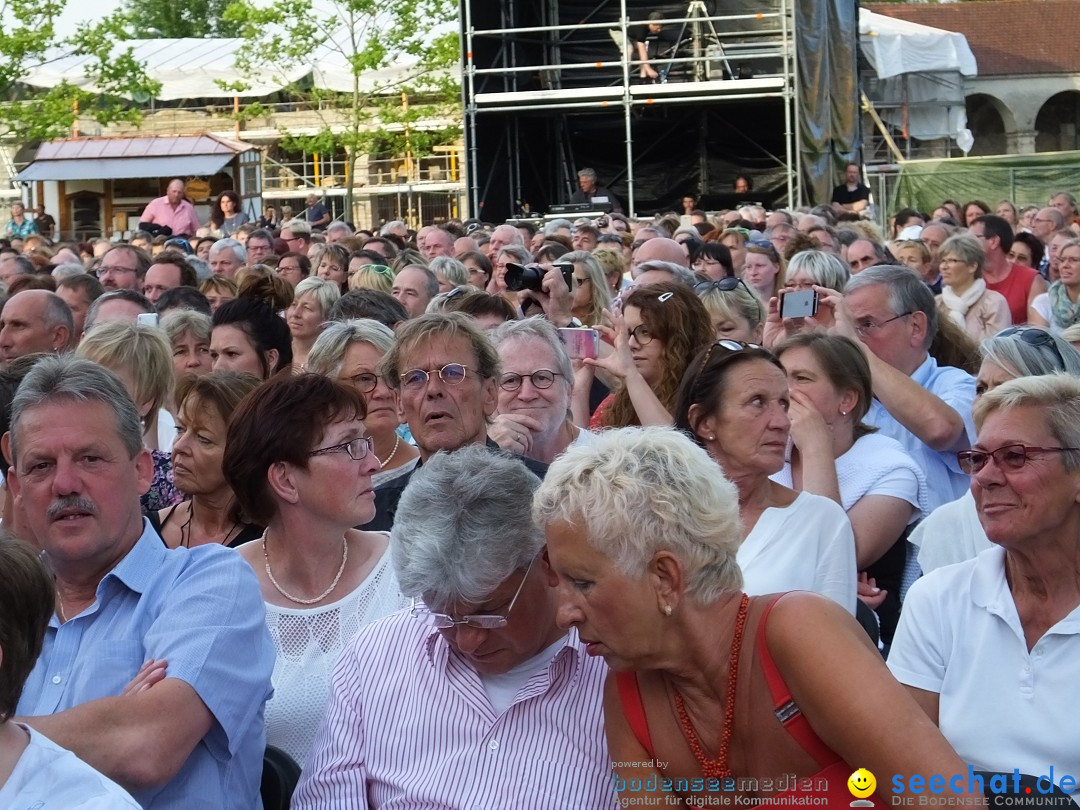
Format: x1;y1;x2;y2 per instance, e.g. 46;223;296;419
504;262;575;293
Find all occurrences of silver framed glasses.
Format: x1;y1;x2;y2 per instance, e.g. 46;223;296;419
410;557;536;629
400;363;469;390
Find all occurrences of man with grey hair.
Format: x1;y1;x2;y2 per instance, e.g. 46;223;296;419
82;290;154;337
631;259;697;288
420;226;454;261
0;251;34;288
0;290;73;363
295;446;610;809
6;355;274;808
379;220;408;239
207;238;246;279
361;312;547;531
391;265;440;319
485;223;523;261
847;237;890;274
98;244;150;293
569;167;622;212
837;265;975;510
325;220;354;243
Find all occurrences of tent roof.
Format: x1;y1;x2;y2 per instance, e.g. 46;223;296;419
859;9;978;80
15;133;256;181
21;26;459;101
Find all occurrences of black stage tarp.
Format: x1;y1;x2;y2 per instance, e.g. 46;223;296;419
464;0;859;220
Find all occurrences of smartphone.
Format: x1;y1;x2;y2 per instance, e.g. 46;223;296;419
557;327;600;360
780;289;818;319
136;312;159;327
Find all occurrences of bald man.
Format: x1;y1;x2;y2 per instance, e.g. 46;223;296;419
631;237;688;276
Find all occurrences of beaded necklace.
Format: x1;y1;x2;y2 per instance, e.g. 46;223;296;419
673;593;750;779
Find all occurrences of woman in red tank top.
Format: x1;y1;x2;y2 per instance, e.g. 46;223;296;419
535;427;981;809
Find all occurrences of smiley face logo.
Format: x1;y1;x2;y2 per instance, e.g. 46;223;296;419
848;768;877;799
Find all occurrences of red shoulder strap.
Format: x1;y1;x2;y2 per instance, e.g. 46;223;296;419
756;595;839;768
615;671;655;759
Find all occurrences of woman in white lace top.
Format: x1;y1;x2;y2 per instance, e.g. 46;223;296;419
224;373;406;765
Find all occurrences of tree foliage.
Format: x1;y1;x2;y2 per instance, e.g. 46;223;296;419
124;0;241;38
0;0;160;141
221;0;459;218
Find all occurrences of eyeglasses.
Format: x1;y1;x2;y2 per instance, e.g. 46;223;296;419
342;372;382;393
400;363;469;390
308;435;375;462
499;369;561;391
854;311;913;338
410;556;536;629
628;323;655;345
98;265;138;276
957;443;1080;474
994;326;1066;368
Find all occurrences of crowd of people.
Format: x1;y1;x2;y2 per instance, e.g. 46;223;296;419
0;177;1077;809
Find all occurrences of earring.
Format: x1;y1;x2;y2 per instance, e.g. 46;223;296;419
840;410;848;417
663;605;673;616
707;435;716;441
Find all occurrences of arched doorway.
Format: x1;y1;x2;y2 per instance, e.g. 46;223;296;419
1035;91;1080;152
965;94;1007;156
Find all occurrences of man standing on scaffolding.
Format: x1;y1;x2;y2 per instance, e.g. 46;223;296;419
632;12;681;83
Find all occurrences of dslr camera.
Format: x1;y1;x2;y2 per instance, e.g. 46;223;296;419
504;262;575;293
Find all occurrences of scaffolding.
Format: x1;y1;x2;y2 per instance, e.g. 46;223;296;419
462;0;801;218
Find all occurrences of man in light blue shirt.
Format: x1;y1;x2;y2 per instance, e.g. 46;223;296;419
6;356;274;809
838;265;976;512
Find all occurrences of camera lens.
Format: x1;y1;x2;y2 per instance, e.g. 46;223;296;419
504;263;544;292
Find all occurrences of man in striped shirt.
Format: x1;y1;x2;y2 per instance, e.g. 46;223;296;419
294;446;615;809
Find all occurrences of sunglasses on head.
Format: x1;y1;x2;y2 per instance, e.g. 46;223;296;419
994;326;1067;368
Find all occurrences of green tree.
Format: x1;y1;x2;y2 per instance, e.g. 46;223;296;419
222;0;459;221
0;2;160;141
124;0;241;38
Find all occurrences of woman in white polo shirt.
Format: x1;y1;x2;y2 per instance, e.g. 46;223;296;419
888;374;1080;801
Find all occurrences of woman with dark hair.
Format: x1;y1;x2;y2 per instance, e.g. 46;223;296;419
674;340;856;612
208;190;249;237
225;373;404;765
157;372;264;548
585;282;713;429
773;332;928;640
690;241;734;280
1007;231;1044;270
962;199;991;227
316;243;351;294
458;249;493;289
210;297;292;378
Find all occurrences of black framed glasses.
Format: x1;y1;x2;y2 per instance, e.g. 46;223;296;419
309;435;375;462
409;557;536;629
854;311;913;338
957;444;1080;475
499;369;561;391
628;323;655;345
400;363;469;390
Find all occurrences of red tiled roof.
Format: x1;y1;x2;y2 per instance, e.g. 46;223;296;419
865;1;1080;76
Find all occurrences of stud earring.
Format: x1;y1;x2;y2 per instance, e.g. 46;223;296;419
707;435;716;441
663;605;673;616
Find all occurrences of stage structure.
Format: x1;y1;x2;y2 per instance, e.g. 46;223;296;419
462;0;803;221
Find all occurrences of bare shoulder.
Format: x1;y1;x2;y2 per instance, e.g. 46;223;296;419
760;591;878;667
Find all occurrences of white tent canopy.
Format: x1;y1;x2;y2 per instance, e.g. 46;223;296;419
859;9;978;148
21;26;459;101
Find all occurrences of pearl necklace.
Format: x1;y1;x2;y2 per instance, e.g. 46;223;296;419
378;433;401;467
261;530;348;605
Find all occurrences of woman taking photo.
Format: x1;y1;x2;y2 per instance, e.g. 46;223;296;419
674;341;856;612
562;249;612;327
1030;237;1080;333
936;233;1010;341
225;373;405;765
208;190;249;238
306;319;419;487
585;282;713;429
762;250;849;348
890;375;1080;796
535;428;973;807
157;372;263;548
286;277;339;371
